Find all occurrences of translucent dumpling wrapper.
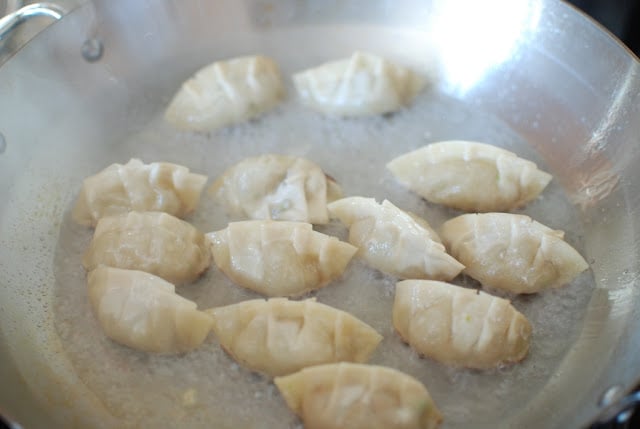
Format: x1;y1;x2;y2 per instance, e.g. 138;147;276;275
207;220;357;297
83;211;211;285
88;266;213;354
393;280;532;369
387;141;553;212
293;51;425;117
328;197;464;280
165;55;285;131
440;213;589;294
72;158;207;227
210;154;342;224
207;298;382;376
275;362;443;429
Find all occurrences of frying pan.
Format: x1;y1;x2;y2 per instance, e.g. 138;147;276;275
1;0;639;428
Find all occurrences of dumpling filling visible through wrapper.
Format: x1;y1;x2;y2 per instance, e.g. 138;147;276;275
328;196;463;280
210;154;342;224
275;362;442;429
393;279;532;369
387;140;552;212
207;298;382;376
73;158;207;227
165;55;285;131
440;212;589;294
293;51;425;117
88;266;213;354
83;211;211;285
206;220;357;297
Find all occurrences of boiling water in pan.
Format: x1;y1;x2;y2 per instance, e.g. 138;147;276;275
50;87;593;428
30;22;593;427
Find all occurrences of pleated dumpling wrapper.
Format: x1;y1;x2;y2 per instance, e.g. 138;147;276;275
88;266;213;354
165;55;285;131
440;213;589;294
387;141;552;212
293;51;425;117
210;154;342;224
328;197;464;280
393;280;532;369
275;362;443;429
207;221;357;297
207;298;382;376
73;158;207;227
83;211;211;285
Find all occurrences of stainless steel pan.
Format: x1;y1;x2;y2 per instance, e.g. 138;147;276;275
1;1;639;428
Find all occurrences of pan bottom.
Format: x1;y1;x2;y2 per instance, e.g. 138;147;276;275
50;92;594;428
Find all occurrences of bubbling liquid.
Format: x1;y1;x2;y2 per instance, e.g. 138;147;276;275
52;91;593;428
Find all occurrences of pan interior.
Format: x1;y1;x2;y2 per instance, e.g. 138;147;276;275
49;91;592;429
1;1;639;428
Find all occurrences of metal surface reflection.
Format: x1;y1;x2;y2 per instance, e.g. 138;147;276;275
431;0;542;94
0;1;639;428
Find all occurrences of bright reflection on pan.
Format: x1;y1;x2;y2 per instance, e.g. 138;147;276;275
430;0;542;94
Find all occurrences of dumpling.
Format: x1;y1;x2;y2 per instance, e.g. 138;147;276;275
328;197;464;280
72;158;207;227
293;51;425;117
165;55;284;131
275;362;443;429
88;265;213;354
207;298;382;376
393;280;532;369
387;141;552;212
207;220;357;297
440;213;589;294
210;154;342;224
83;211;211;285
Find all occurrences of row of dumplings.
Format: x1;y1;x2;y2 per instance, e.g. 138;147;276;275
72;141;588;429
74;141;587;295
164;51;426;132
88;264;442;427
81;210;535;368
74;141;557;224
